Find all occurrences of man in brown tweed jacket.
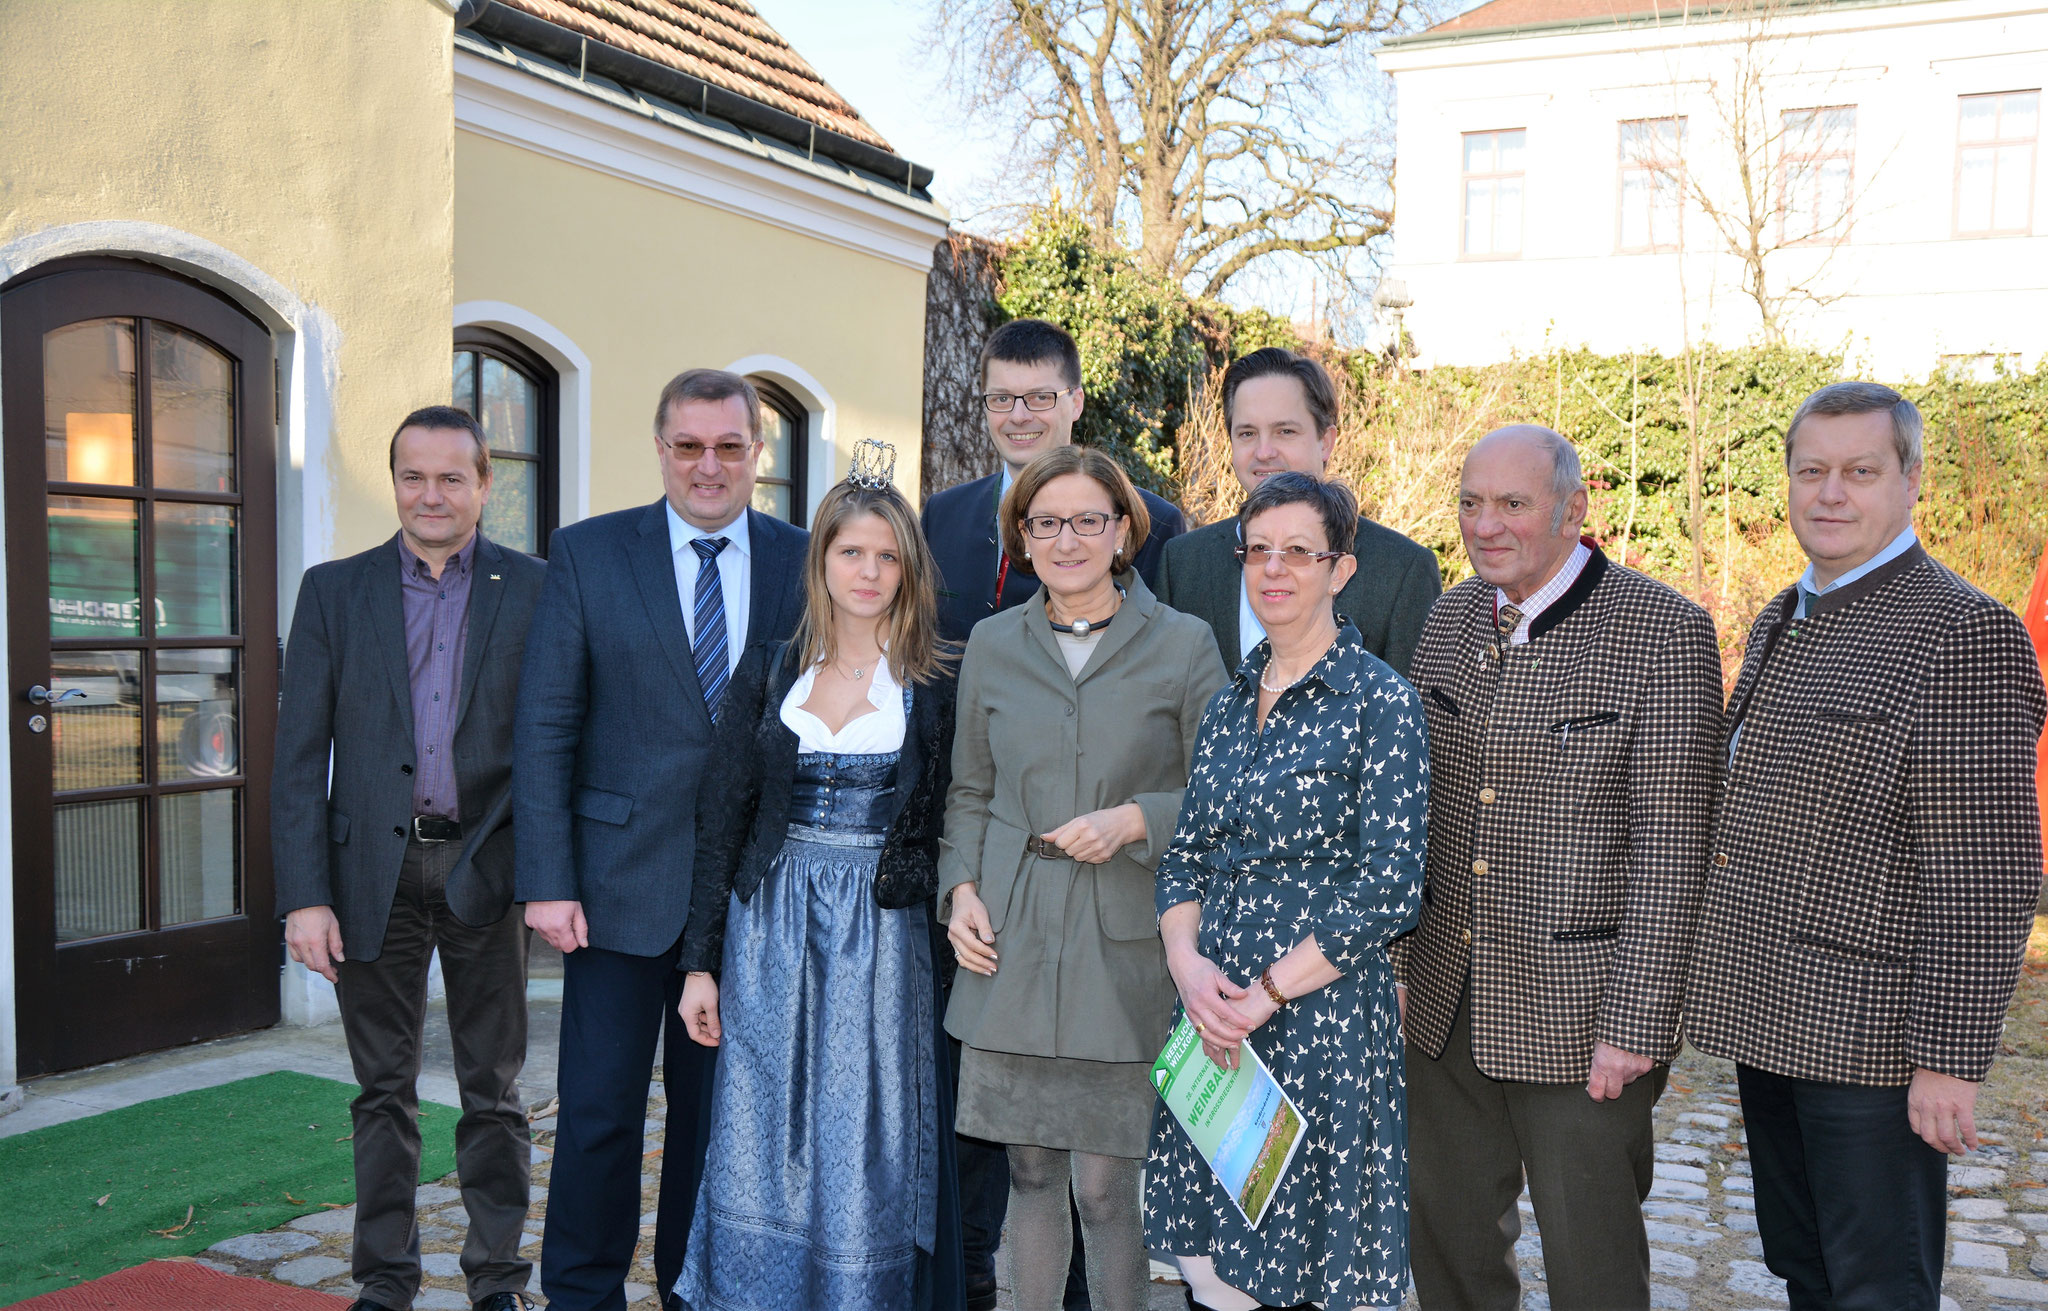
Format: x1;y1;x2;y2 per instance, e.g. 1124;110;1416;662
1687;382;2047;1310
1399;426;1724;1310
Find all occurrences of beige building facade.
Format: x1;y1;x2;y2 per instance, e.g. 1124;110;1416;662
0;0;946;1106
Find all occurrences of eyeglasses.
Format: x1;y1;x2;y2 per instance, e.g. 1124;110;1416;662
661;437;755;464
1235;545;1346;569
1021;511;1121;539
981;387;1078;413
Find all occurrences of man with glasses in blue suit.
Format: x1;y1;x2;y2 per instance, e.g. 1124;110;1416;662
923;318;1185;645
516;369;808;1311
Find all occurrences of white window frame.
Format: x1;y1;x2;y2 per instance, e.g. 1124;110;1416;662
1461;128;1527;260
1953;89;2040;238
1617;117;1686;254
1779;105;1858;247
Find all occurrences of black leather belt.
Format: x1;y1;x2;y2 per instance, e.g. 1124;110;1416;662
1025;835;1065;861
411;815;463;843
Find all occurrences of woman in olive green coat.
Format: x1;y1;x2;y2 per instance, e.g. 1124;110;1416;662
942;446;1227;1311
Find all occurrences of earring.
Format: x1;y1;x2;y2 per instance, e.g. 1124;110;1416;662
1023;550;1032;560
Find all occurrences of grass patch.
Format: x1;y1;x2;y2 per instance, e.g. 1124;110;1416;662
0;1071;456;1307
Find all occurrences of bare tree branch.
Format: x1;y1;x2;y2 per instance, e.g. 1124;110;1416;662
1654;0;1886;341
933;0;1433;298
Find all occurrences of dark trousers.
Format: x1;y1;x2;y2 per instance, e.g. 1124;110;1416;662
542;937;717;1311
1407;992;1665;1311
333;838;531;1306
1737;1064;1947;1311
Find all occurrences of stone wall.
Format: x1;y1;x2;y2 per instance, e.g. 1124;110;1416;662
920;231;1006;499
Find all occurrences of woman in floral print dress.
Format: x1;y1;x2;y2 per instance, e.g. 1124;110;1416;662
1144;473;1428;1311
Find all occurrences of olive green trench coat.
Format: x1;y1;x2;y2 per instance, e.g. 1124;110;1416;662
940;572;1229;1064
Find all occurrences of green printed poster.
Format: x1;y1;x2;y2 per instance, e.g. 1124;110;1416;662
1150;1016;1306;1228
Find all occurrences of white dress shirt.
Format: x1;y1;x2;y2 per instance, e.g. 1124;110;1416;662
1237;580;1268;661
779;653;907;754
666;500;751;678
1496;541;1592;644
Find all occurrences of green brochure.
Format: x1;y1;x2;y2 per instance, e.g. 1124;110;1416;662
1149;1015;1307;1228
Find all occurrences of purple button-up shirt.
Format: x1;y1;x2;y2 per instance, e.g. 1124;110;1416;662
399;534;475;820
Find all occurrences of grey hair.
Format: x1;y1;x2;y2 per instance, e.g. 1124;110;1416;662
1533;429;1587;533
1784;381;1923;471
653;368;762;439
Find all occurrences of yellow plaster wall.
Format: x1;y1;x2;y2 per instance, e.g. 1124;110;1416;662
0;0;456;557
454;129;931;515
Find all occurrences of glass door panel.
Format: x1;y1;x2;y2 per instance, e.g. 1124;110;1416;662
148;322;236;493
48;495;142;638
154;502;238;636
53;798;144;942
50;649;143;791
157;648;239;781
44;319;137;486
161;790;239;926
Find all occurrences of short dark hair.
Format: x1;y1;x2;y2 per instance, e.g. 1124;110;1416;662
653;368;762;439
999;445;1151;574
1222;347;1339;437
389;405;490;479
1237;471;1359;556
1784;381;1923;470
980;318;1082;390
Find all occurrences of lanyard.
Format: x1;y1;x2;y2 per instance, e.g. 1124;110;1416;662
991;475;1011;612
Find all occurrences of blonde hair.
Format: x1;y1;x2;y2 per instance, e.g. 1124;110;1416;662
790;482;953;685
998;446;1151;575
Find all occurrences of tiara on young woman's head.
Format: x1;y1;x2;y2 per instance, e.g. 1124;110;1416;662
846;438;898;490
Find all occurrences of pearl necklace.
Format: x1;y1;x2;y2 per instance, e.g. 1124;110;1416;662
1259;625;1339;695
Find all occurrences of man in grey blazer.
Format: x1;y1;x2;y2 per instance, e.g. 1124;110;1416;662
275;405;546;1311
516;369;808;1311
1155;347;1440;677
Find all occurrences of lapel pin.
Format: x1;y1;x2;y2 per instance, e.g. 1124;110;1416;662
489;574;501;581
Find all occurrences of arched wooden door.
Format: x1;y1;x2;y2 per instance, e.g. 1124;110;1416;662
1;261;279;1075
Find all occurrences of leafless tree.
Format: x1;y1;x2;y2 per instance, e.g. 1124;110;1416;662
932;0;1430;299
1655;0;1884;343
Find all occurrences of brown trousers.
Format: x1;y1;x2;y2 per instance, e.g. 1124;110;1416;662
333;838;531;1306
1406;990;1667;1311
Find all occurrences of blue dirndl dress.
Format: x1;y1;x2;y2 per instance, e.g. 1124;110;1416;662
674;743;954;1311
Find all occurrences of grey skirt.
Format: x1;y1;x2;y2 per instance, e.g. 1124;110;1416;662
955;1045;1156;1159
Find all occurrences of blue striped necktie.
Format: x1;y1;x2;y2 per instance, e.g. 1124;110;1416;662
690;537;731;718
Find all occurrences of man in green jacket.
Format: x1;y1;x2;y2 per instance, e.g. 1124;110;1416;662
1156;347;1440;677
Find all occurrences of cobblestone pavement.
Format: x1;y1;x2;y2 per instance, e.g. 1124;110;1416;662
197;1038;2048;1310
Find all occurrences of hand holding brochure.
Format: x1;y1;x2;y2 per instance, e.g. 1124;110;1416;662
1149;1015;1307;1228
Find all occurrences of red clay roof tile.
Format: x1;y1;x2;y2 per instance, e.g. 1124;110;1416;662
495;0;896;152
1428;0;1698;34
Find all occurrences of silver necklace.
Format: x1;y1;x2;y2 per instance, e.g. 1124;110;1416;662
1048;584;1125;638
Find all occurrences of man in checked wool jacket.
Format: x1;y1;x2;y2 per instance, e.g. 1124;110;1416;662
1397;426;1724;1310
1687;383;2047;1310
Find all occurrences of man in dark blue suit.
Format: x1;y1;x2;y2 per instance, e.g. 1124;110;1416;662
923;318;1186;644
515;370;808;1311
